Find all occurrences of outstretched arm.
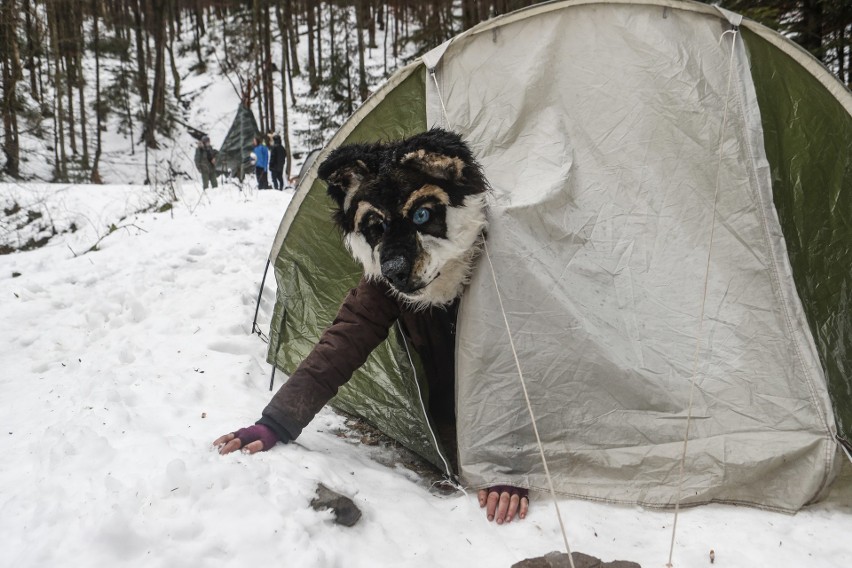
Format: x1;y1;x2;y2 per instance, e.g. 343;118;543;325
214;277;400;454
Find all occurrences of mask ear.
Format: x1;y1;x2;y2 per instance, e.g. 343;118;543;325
396;128;473;183
317;144;378;212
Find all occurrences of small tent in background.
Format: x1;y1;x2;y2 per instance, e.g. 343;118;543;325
263;0;852;512
218;104;260;181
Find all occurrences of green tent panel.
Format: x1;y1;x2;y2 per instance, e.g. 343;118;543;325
266;0;852;511
741;27;852;448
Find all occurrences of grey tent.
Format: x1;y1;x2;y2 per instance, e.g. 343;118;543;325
218;104;260;180
265;0;851;512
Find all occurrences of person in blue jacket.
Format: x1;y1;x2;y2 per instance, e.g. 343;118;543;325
252;136;270;189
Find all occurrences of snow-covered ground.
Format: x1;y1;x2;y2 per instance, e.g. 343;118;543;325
2;182;851;567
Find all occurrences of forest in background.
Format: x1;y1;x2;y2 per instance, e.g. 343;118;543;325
0;0;849;184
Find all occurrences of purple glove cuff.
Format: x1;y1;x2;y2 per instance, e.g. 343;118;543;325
233;424;279;451
488;485;529;500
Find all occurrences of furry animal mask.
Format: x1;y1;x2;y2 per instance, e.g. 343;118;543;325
318;129;489;308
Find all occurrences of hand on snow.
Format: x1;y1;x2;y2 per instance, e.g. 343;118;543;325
478;486;529;524
213;424;278;455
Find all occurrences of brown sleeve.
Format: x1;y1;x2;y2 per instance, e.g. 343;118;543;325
258;277;400;442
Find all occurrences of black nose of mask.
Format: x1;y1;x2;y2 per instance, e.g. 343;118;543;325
381;256;411;290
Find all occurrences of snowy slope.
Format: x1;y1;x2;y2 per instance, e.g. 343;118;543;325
1;183;851;568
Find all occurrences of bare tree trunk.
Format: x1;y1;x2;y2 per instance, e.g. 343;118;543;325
253;0;265;132
167;0;181;100
307;0;318;93
143;0;166;149
393;0;399;59
330;4;337;84
264;3;274;131
1;0;22;177
221;11;228;69
192;1;204;69
462;0;474;30
316;1;323;84
22;0;40;103
195;0;205;35
367;0;377;49
383;1;388;76
130;0;150;110
34;0;45;105
46;1;67;180
75;7;90;170
279;2;297;107
356;0;369;102
797;0;825;62
120;44;136;157
91;0;103;183
275;2;292;179
345;10;354;114
284;0;300;76
64;53;78;157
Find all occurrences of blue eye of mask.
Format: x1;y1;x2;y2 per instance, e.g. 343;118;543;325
412;207;430;225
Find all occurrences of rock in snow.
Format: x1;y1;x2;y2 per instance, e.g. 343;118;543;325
311;483;362;527
512;551;640;568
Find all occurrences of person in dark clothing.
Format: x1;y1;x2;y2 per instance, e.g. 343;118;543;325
194;136;218;189
214;129;529;525
269;135;286;191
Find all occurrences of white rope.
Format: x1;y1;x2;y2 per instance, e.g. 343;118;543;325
429;69;451;128
429;61;577;568
665;28;740;568
484;242;576;568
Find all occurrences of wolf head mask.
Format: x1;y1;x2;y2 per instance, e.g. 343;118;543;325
318;129;489;308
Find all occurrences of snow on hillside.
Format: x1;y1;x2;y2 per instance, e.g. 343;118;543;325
1;182;851;568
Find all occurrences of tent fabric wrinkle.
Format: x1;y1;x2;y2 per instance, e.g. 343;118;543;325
434;2;837;511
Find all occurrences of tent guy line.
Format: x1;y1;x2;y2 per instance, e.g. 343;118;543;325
484;240;577;568
434;29;588;560
666;25;740;568
431;46;577;566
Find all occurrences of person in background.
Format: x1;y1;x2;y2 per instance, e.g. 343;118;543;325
252;136;270;190
194;135;218;189
269;134;286;191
